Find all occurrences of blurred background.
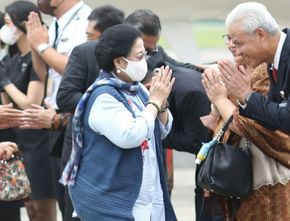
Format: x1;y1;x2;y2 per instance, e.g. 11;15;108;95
0;1;288;220
0;0;289;65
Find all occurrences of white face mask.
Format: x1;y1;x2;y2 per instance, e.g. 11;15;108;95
0;25;21;45
121;57;148;82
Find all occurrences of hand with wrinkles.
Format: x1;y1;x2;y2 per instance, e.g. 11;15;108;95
149;66;175;108
201;67;228;104
26;11;49;49
0;142;18;160
0;104;23;128
20;102;56;129
218;59;253;103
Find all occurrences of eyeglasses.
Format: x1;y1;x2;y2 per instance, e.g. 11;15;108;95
146;47;158;56
126;51;147;62
222;34;231;45
222;34;243;48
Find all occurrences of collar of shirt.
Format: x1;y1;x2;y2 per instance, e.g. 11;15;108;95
0;49;7;61
56;1;85;31
273;31;286;70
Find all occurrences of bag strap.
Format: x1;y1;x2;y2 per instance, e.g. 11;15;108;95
215;115;234;142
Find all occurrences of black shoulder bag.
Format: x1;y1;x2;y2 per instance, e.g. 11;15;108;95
197;115;252;198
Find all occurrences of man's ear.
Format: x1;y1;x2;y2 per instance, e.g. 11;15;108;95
255;28;267;42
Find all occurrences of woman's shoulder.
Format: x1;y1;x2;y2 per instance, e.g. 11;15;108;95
89;85;126;104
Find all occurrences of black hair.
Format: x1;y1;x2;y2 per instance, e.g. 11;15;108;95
5;0;43;34
0;11;5;48
0;10;18;54
96;24;141;72
0;11;5;28
88;5;124;33
124;9;161;36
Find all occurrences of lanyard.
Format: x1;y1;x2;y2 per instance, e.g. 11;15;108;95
53;3;84;48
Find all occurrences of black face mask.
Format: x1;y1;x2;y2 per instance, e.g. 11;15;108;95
37;0;56;16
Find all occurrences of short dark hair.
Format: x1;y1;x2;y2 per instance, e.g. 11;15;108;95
0;11;5;47
0;11;5;28
124;9;161;36
5;1;43;34
96;24;141;72
88;5;124;33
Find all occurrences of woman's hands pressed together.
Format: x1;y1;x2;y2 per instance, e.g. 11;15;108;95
148;66;175;110
201;67;228;104
218;59;253;103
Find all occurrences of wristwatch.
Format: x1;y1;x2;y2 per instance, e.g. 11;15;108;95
37;43;50;54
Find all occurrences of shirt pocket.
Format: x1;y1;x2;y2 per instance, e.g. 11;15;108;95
57;35;72;55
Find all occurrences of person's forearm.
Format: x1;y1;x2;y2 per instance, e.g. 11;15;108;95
214;98;243;136
40;47;69;75
0;93;11;105
3;82;44;109
243;92;290;133
31;49;48;82
214;98;236;120
158;110;168;125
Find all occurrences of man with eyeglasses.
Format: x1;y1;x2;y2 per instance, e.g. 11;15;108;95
124;9;203;72
218;2;290;134
222;34;243;49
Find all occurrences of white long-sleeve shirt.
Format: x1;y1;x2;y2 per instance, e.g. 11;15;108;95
46;1;91;108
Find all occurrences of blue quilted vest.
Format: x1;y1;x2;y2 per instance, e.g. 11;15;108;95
68;85;177;221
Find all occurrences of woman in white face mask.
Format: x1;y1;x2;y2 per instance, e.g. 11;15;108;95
0;11;8;61
0;20;22;46
0;1;58;221
60;24;177;221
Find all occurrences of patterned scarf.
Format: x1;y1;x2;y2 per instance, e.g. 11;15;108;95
216;63;290;168
60;70;140;186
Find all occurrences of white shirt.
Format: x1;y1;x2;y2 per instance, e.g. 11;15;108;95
88;84;172;221
46;1;91;108
0;48;6;61
273;31;286;70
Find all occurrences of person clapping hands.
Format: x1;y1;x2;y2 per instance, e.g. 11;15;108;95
0;103;23;128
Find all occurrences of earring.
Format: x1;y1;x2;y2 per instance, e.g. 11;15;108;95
117;68;121;74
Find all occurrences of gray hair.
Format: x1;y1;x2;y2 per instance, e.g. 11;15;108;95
225;2;279;35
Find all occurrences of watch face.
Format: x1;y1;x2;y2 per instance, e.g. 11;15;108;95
37;44;49;53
